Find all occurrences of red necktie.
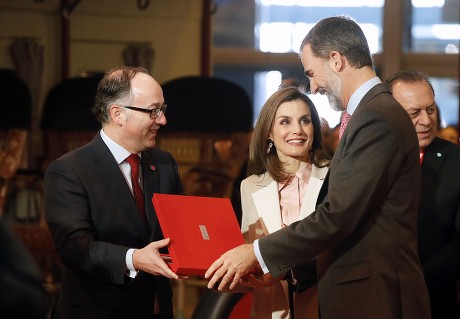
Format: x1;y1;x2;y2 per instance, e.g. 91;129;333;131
339;111;352;140
125;154;145;220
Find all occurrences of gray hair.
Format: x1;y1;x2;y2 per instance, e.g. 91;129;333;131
92;66;149;124
300;16;374;69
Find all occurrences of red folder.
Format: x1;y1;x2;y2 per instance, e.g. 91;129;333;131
152;193;244;276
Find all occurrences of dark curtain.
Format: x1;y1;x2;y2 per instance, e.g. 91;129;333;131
9;38;45;170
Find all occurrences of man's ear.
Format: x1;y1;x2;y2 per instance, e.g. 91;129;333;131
329;51;344;71
110;104;123;126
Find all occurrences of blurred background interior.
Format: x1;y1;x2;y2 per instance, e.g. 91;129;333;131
0;0;458;318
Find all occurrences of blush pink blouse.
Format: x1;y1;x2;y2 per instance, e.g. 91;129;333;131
278;163;312;227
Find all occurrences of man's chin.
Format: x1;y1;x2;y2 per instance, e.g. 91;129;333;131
419;138;434;149
145;139;157;149
327;97;343;112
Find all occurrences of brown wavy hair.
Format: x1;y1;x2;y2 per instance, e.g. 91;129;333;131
248;86;330;182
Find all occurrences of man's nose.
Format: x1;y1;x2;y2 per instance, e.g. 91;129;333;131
309;80;319;94
155;113;167;126
418;110;431;126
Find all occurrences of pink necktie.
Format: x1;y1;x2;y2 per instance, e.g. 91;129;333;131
339;111;352;140
125;154;145;220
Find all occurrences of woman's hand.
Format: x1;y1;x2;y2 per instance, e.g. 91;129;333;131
240;273;281;288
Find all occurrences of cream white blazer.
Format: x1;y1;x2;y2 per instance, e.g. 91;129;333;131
241;165;328;236
240;164;328;319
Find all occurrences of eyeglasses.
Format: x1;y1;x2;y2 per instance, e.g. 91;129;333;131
122;104;167;119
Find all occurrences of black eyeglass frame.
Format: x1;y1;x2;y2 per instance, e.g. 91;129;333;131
122;104;167;119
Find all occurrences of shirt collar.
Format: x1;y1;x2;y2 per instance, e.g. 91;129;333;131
347;76;381;115
278;162;312;191
100;129;133;165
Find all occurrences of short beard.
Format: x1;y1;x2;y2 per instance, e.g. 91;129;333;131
327;93;344;112
325;68;345;112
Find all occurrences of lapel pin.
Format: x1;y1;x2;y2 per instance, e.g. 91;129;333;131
150;165;156;171
436;153;441;158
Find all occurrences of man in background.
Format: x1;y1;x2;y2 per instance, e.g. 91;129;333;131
387;70;460;319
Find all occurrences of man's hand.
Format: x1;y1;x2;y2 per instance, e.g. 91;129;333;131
205;243;259;291
132;238;179;279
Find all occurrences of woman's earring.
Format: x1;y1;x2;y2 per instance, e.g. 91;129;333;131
267;140;273;154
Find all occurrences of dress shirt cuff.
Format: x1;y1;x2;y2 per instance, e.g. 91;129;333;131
253;239;269;274
126;248;138;278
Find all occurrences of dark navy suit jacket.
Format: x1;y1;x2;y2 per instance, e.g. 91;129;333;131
420;137;460;318
45;132;183;319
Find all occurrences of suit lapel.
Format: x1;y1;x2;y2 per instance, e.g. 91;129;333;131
251;165;329;233
91;133;148;231
337;83;391;146
421;138;447;198
357;82;391;108
342;83;389;140
252;176;282;234
299;165;328;219
91;134;138;208
141;152;160;228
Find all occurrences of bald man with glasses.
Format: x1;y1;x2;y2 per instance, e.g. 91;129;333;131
45;66;183;319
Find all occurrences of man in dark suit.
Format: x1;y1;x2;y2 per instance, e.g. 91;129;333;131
205;16;431;319
45;66;183;319
387;70;460;319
